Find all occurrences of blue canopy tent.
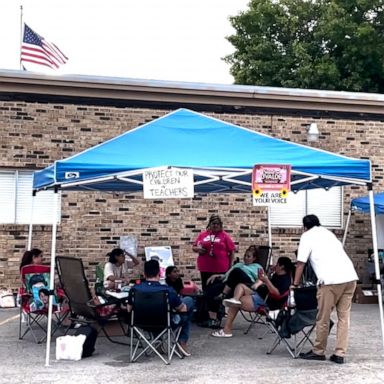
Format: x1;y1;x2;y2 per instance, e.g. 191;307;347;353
343;193;384;256
30;108;383;364
34;109;371;193
343;193;384;244
351;193;384;215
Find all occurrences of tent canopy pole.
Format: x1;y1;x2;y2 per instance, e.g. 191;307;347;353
368;187;384;350
27;191;36;250
342;209;352;246
45;188;59;367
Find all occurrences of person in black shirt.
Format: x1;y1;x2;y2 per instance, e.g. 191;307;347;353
165;266;184;295
212;256;293;337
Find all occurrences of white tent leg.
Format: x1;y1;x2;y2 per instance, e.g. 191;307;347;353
45;189;59;367
27;192;36;250
342;209;352;247
267;206;272;264
368;190;384;351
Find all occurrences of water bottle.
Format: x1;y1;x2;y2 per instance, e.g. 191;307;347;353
16;291;21;308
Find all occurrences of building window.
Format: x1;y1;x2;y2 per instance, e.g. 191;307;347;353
270;187;343;228
0;170;61;225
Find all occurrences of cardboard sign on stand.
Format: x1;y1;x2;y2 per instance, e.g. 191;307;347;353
252;164;291;206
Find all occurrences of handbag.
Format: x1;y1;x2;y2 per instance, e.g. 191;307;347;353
56;334;86;361
0;288;16;308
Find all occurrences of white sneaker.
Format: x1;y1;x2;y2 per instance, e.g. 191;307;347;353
223;298;241;308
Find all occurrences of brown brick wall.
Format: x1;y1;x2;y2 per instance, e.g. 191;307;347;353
0;102;383;290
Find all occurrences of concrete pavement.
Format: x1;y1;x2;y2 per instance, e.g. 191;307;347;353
0;304;383;384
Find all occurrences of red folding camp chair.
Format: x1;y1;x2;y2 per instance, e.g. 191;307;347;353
18;264;68;343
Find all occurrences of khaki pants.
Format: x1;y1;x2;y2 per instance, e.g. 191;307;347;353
313;281;356;357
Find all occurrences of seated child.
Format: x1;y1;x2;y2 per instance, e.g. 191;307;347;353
165;266;184;295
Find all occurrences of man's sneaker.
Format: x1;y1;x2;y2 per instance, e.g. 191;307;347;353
329;354;344;364
223;298;241;308
299;350;326;361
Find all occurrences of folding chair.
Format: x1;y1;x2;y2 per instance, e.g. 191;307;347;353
56;256;129;345
240;289;289;337
129;289;183;365
19;264;68;343
266;285;318;358
256;246;272;272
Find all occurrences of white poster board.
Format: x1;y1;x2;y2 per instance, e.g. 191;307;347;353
120;235;138;258
252;164;291;206
376;215;384;249
144;246;174;279
143;166;194;199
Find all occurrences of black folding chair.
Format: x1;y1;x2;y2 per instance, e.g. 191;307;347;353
266;285;318;358
129;289;183;365
56;256;129;345
257;245;272;272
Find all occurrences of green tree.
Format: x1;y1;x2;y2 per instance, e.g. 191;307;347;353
225;0;384;92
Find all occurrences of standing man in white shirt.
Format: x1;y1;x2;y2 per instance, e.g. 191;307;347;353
293;214;358;364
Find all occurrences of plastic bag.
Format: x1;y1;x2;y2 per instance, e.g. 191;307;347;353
56;334;86;361
0;289;16;308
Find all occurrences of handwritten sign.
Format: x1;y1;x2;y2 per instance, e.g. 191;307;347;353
143;167;194;199
252;164;291;206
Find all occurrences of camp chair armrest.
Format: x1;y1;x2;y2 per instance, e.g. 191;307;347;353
56;287;66;298
268;290;289;301
87;297;119;309
20;292;32;299
87;298;99;308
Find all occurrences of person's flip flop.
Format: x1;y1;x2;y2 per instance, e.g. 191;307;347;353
211;329;233;338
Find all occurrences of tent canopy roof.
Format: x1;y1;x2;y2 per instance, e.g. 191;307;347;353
33;108;371;193
351;193;384;215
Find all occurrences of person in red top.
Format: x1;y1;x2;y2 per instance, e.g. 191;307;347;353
192;214;236;327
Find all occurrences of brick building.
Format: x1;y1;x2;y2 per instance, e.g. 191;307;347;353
1;70;383;290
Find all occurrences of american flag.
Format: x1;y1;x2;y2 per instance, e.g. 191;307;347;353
21;24;68;70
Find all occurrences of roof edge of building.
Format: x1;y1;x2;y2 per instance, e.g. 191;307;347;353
1;69;384;115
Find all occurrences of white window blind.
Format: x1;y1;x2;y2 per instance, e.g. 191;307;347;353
270;187;343;228
0;172;16;223
0;170;60;225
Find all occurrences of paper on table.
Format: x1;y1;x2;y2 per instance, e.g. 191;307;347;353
105;290;129;299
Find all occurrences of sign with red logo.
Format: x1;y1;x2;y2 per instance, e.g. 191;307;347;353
252;164;291;206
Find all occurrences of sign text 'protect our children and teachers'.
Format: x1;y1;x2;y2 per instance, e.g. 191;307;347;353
143;167;194;199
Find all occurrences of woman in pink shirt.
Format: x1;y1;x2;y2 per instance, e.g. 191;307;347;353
193;215;236;327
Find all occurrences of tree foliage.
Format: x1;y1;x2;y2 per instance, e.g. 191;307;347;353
225;0;384;92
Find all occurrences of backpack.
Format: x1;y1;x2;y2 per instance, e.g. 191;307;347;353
0;288;16;308
74;325;98;358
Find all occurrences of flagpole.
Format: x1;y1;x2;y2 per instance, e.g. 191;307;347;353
20;5;23;70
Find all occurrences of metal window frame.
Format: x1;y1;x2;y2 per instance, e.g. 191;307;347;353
270;186;344;229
